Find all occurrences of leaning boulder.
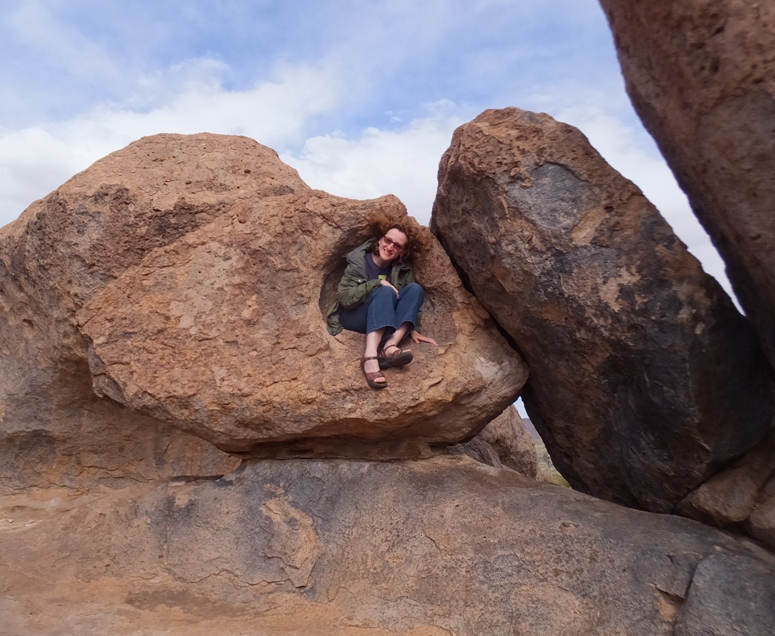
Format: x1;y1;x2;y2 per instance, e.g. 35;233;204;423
598;1;775;371
2;456;774;635
431;108;774;512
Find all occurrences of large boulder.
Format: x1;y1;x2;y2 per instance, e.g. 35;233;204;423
1;133;527;472
1;133;293;492
598;1;775;371
2;456;774;635
430;108;774;513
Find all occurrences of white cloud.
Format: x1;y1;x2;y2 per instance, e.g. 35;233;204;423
0;62;341;227
0;127;88;217
284;101;464;224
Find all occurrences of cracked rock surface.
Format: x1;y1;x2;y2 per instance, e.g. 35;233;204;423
2;456;774;635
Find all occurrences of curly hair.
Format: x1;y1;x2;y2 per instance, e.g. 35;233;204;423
367;210;429;263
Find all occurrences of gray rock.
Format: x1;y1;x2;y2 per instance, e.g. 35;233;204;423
675;552;775;636
3;456;775;635
430;107;774;513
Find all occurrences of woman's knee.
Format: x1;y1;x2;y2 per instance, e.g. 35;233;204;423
401;282;424;300
371;285;399;306
373;284;396;297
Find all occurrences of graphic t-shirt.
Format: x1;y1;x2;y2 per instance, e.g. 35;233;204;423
364;252;393;282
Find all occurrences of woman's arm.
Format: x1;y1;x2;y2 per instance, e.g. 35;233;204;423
338;265;381;309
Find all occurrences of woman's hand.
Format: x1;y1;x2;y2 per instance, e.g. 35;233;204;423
380;279;400;296
410;331;438;346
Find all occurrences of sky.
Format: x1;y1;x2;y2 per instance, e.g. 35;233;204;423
0;2;734;305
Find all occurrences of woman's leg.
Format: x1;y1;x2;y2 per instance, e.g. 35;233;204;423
365;328;386;365
362;286;401;379
339;287;398;383
381;283;424;351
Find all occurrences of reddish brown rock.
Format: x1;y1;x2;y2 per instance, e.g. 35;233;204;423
599;1;775;370
1;134;293;491
2;456;774;635
454;435;504;470
480;406;538;478
431;108;774;513
0;393;239;497
77;187;526;453
1;132;526;470
460;405;537;478
748;474;775;548
676;433;775;537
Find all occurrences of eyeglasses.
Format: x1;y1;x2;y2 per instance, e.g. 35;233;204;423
381;235;406;251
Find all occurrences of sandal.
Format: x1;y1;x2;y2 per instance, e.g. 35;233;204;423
361;356;387;389
378;344;414;369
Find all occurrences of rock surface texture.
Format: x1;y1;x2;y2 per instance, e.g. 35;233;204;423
2;456;775;636
0;134;298;491
673;552;775;636
677;432;775;530
458;405;537;478
598;1;775;373
431;108;774;514
0;133;526;486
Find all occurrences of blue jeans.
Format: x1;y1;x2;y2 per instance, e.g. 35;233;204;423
339;283;424;336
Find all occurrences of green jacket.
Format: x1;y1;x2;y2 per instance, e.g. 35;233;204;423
326;240;418;335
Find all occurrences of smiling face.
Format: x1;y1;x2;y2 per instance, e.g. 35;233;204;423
377;228;408;263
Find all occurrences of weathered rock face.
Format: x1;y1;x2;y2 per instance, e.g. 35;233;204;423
77;188;525;453
1;133;526;471
0;389;240;497
2;456;774;636
671;430;775;552
1;134;293;491
676;432;775;528
674;552;775;636
431;108;774;513
598;1;775;372
748;472;775;548
479;405;538;477
459;405;537;478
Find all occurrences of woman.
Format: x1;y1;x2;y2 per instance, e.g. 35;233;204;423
326;212;437;389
